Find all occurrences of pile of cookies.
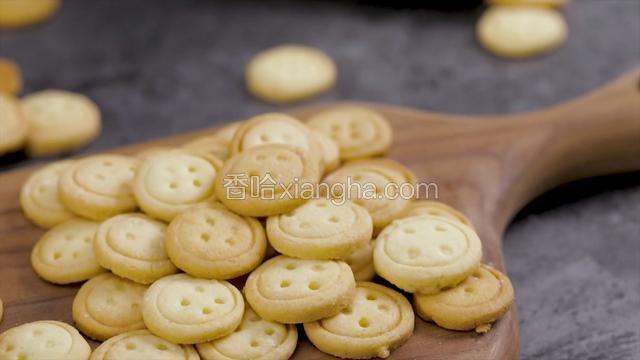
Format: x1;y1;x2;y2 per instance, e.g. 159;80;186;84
1;106;515;359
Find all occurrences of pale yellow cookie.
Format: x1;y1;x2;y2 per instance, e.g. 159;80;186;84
215;122;242;144
477;6;568;59
20;160;75;228
142;273;244;344
0;93;28;156
90;329;199;360
94;213;178;284
244;255;355;324
266;199;372;260
59;154;139;220
197;306;298;360
72;273;148;341
246;45;336;104
344;240;376;281
21;90;101;156
313;129;340;173
166;203;266;279
216;144;322;217
374;215;482;294
31;219;105;284
414;264;515;333
182;135;230;162
401;200;474;229
0;57;22;95
307;106;392;160
0;0;61;28
487;0;570;7
135;146;174;161
0;320;91;360
304;282;414;359
323;158;416;234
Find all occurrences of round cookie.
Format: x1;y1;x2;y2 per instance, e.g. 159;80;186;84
307;106;392;160
244;255;356;324
196;307;298;360
477;6;568;59
73;273;148;341
414;264;515;333
246;45;336;104
20;160;75;228
182;135;230;162
401;200;474;229
21;89;101;156
344;240;376;282
142;273;244;344
313;129;341;173
0;320;91;360
214;122;242;145
304;282;414;359
266;199;372;259
94;213;178;284
0;93;28;156
59;154;139;220
0;57;22;95
323;158;416;234
374;215;482;294
134;149;222;222
488;0;570;7
0;0;61;28
215;144;322;217
90;329;199;360
31;218;105;284
135;146;174;161
166;203;266;279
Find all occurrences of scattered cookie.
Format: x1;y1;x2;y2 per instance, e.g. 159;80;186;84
266;199;372;259
307;106;393;160
344;240;376;282
21;89;101;156
94;213;178;284
135;146;174;161
374;215;482;294
0;93;28;156
0;0;61;28
90;329;199;360
31;218;105;284
477;6;568;59
246;44;336;104
20;160;75;228
0;57;22;95
72;273;148;341
414;264;515;333
142;273;244;344
166;203;267;279
0;320;91;360
401;200;474;229
182;135;230;162
304;282;414;359
59;154;139;220
313;129;341;174
216;144;322;217
244;255;355;323
197;306;298;360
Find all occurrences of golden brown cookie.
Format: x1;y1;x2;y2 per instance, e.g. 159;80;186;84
401;200;474;229
0;57;22;95
0;92;28;156
20;160;75;228
0;0;61;28
90;329;199;360
0;321;91;360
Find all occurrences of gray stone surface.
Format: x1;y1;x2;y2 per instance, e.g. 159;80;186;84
0;0;638;358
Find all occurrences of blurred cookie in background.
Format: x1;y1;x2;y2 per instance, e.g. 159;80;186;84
0;0;61;29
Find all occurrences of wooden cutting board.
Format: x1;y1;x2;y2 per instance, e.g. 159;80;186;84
0;68;638;359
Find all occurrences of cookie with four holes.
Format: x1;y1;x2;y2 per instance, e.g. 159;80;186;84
0;320;91;360
72;273;148;341
304;282;414;359
244;255;356;324
20;160;75;228
90;329;200;360
167;203;267;279
94;213;178;284
0;92;28;156
401;200;474;229
374;215;482;294
266;198;372;260
142;273;244;344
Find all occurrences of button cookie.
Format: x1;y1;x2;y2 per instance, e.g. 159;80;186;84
323;158;416;234
0;57;22;95
246;45;336;104
196;306;298;360
142;273;244;344
313;129;340;174
21;90;101;156
0;320;91;360
266;199;372;260
414;264;515;333
216;144;322;217
166;203;266;279
244;255;355;324
401;200;474;229
73;273;148;341
90;329;199;360
94;213;178;284
374;215;482;294
182;135;231;162
31;219;105;284
0;93;28;156
134;150;222;222
344;240;376;282
307;106;392;160
304;282;414;359
20;160;75;228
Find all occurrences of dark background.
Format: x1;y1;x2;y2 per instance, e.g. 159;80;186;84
1;1;639;359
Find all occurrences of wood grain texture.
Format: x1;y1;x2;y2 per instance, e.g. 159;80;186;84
0;68;638;359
